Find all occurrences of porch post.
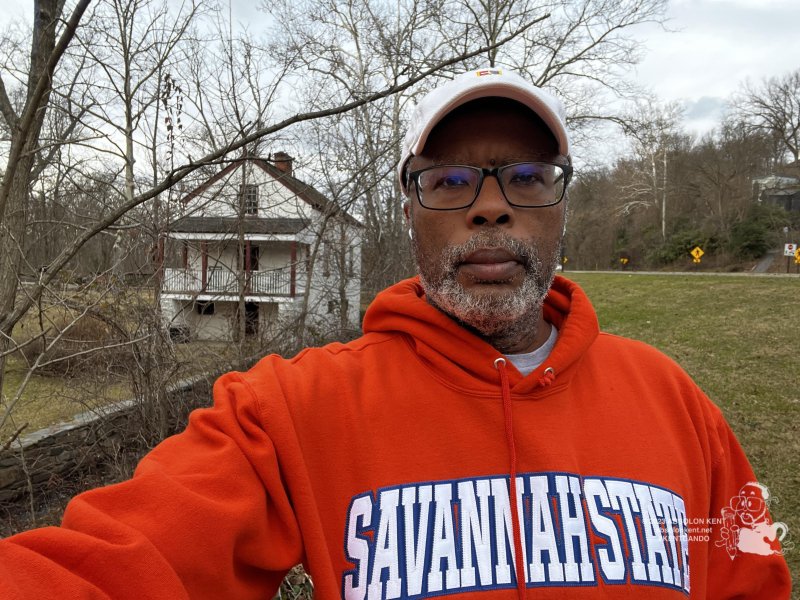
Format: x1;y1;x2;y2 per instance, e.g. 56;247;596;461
245;240;252;293
245;240;251;273
201;241;208;290
290;241;297;297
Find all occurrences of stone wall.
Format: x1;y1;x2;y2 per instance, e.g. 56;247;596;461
0;372;224;505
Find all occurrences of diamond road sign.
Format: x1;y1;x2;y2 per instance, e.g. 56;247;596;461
691;246;704;260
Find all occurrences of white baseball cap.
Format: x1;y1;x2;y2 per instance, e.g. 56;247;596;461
398;68;570;190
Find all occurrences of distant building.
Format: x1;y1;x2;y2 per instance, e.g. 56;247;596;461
753;163;800;211
160;153;362;341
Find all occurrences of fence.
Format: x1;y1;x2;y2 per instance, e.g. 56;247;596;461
162;267;293;296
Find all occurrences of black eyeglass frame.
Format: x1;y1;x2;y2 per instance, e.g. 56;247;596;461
406;161;574;211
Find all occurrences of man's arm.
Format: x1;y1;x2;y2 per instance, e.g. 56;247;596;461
0;371;303;599
706;412;792;599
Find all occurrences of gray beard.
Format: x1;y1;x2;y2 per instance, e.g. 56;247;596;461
412;230;560;348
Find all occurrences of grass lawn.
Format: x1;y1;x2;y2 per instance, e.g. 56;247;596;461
0;341;239;443
1;355;131;439
567;271;799;591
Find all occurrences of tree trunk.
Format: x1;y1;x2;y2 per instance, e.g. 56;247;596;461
0;0;66;399
661;146;667;241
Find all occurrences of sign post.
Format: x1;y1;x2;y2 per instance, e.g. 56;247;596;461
785;243;798;273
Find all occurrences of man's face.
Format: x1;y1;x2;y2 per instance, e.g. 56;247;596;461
404;100;567;339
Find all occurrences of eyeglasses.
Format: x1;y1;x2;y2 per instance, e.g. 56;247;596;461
407;161;573;210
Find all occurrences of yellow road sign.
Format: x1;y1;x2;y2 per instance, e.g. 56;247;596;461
795;248;800;264
691;246;704;260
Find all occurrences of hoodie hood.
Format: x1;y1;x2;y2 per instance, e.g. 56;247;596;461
362;275;599;395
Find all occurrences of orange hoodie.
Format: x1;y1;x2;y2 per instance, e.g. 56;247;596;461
0;276;791;599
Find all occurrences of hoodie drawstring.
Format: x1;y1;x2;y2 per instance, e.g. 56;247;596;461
494;357;526;600
538;366;555;387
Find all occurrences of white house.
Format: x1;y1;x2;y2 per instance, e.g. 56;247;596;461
753;174;800;212
160;152;363;341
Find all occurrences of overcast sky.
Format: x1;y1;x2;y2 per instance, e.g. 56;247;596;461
632;0;800;136
2;0;799;146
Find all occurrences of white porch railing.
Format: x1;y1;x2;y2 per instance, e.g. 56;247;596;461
162;267;294;296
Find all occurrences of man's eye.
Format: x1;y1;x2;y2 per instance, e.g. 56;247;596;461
507;167;546;186
435;175;470;189
510;174;540;185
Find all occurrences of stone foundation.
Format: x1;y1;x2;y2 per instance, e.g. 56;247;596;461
0;372;224;505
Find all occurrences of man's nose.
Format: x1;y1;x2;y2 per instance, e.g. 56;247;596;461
465;173;512;226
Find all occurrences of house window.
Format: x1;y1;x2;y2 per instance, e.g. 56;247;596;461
195;301;215;315
240;184;258;215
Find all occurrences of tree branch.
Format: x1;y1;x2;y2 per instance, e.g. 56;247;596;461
0;73;19;130
0;0;92;220
0;14;545;336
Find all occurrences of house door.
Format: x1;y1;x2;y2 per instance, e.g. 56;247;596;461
243;245;259;271
245;302;259;336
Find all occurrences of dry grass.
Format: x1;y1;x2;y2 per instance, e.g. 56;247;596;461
1;354;131;441
1;339;240;444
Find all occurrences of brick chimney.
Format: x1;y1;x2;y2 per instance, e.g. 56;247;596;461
272;151;294;176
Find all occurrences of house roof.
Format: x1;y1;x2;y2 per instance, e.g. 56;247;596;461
753;175;800;188
180;157;363;228
170;216;307;235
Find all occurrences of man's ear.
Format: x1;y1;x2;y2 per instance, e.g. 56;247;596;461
403;201;411;223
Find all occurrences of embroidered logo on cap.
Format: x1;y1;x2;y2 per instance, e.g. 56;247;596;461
476;69;502;77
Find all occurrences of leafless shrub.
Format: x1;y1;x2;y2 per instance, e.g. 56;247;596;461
17;313;131;377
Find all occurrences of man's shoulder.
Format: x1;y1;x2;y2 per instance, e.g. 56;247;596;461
587;330;697;384
594;330;681;362
248;331;405;379
296;330;403;362
583;330;725;426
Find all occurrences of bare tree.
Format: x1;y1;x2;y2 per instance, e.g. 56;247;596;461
618;99;684;240
265;0;671;303
565;108;785;269
733;68;800;165
180;5;298;162
262;0;455;298
0;0;536;420
0;0;92;396
445;0;669;148
74;0;202;203
688;118;775;237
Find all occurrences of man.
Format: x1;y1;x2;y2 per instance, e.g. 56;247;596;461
0;69;791;599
